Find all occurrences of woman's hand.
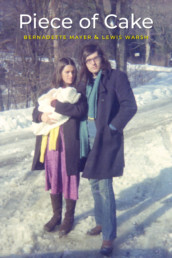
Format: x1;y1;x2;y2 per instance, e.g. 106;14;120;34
41;113;56;124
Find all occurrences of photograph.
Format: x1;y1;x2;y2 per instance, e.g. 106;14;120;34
0;0;172;257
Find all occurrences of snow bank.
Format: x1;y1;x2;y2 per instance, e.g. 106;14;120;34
0;107;33;133
134;72;172;106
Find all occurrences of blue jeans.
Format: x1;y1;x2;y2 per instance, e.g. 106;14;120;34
87;120;117;241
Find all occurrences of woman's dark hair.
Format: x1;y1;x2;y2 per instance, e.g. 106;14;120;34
79;43;111;83
52;57;77;88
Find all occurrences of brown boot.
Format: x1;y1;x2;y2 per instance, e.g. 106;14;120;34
44;193;62;232
87;225;102;236
59;199;76;238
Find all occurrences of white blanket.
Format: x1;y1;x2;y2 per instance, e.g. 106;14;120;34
32;87;81;135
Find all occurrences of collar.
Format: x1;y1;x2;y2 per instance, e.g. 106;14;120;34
99;69;112;93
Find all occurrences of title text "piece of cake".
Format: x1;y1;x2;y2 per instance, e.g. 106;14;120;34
20;13;153;30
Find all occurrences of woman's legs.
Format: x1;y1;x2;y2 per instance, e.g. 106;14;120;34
59;198;76;237
59;127;79;236
44;136;63;232
44;193;62;232
44;127;79;234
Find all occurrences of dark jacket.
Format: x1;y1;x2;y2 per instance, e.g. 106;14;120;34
81;69;137;179
31;86;87;176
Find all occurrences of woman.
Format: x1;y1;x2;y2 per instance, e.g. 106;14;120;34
32;57;87;237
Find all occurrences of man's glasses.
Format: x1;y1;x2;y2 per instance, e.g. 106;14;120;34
85;55;101;65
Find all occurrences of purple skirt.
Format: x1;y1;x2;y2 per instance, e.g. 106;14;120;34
44;126;79;200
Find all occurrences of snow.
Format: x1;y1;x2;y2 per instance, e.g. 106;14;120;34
1;64;172;258
0;108;33;133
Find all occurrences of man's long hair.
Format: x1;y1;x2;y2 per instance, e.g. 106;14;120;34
79;44;111;84
52;57;77;88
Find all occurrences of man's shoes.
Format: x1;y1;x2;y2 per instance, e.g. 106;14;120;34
100;240;113;256
87;225;102;236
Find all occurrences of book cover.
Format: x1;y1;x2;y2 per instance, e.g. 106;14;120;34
0;0;172;257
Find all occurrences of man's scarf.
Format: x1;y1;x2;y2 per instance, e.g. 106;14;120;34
80;70;102;158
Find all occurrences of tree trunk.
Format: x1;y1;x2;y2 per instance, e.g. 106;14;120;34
116;30;127;71
49;0;61;64
0;88;4;111
115;0;127;72
145;29;151;64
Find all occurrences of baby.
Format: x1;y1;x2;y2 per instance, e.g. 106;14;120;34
32;87;81;135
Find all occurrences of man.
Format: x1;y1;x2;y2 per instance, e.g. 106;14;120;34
79;44;137;256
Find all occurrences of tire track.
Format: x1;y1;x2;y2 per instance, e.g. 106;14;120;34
125;98;172;139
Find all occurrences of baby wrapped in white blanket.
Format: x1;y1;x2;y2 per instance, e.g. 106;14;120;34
32;87;81;135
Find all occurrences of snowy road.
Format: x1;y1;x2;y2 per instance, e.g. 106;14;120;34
1;95;172;258
114;98;172;258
